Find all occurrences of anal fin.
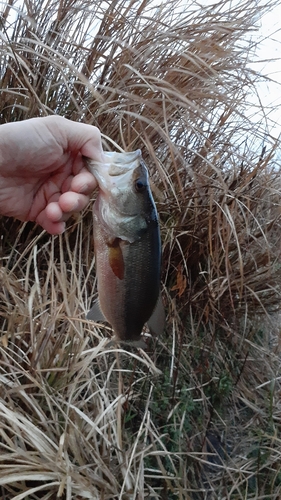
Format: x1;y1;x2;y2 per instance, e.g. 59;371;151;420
147;295;165;336
87;299;106;323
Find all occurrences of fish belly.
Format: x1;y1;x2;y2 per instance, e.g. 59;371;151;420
93;208;161;342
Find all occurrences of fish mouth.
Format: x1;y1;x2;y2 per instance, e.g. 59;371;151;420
86;149;147;195
107;150;142;176
86;149;142;175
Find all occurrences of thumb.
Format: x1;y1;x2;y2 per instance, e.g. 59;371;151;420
45;116;105;161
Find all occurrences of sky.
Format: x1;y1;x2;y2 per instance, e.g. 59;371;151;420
1;0;280;139
254;3;281;137
195;0;281;139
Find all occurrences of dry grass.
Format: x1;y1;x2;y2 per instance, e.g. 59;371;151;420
1;0;281;498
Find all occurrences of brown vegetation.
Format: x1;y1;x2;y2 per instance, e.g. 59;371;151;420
1;0;281;498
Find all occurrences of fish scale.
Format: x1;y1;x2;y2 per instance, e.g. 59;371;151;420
85;149;165;343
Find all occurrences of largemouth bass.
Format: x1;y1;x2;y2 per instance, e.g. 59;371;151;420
86;149;164;343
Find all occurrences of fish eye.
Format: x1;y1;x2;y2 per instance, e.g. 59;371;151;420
134;178;147;193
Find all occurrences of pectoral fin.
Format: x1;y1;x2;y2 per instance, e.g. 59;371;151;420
108;238;124;280
87;299;106;322
147;295;165;336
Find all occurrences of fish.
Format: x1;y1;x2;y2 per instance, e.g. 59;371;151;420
85;149;165;344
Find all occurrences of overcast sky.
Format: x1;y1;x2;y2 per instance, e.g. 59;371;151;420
255;4;281;137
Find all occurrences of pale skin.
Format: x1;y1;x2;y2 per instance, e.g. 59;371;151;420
0;115;104;234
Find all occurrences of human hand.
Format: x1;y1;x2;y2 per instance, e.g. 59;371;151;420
0;115;104;234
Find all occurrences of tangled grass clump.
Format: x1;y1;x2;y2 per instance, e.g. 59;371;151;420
1;0;281;498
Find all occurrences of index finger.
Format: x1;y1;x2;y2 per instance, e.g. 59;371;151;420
70;168;98;194
44;116;105;161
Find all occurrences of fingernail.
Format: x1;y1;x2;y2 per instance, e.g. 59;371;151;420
72;200;80;211
78;183;89;193
58;222;66;234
